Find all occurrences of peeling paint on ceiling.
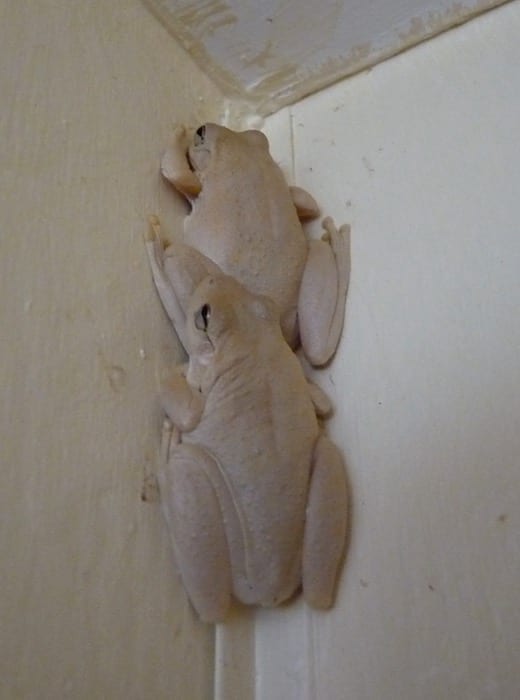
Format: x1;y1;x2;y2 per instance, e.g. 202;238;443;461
142;0;509;116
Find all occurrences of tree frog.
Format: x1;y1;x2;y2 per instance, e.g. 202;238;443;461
158;123;350;366
146;218;348;622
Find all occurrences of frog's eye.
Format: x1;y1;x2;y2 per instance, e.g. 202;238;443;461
194;125;206;145
195;303;211;331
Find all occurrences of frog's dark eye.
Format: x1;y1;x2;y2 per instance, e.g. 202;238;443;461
194;125;206;144
195;303;211;331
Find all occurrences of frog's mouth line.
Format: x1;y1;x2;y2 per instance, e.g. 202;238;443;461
187;145;211;174
186;149;195;173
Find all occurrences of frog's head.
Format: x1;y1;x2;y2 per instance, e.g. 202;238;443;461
186;274;279;360
187;123;270;177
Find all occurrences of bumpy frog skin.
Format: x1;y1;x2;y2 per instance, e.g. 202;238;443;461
146;219;348;622
158;123;350;366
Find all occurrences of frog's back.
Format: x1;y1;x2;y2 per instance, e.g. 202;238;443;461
186;342;318;606
184;136;307;322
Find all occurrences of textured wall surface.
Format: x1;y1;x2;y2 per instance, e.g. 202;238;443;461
0;1;226;697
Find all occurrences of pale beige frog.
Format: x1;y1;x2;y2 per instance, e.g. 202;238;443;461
157;123;350;366
146;218;348;622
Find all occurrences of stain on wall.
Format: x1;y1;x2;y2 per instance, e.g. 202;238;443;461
142;0;509;115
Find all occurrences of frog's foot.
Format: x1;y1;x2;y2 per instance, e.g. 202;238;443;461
302;434;348;609
145;215;166;269
298;217;351;366
161;125;201;197
144;216;189;348
158;443;232;623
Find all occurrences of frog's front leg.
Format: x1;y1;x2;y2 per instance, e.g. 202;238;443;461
145;216;220;349
302;433;348;609
161;125;201;198
158;436;233;623
160;364;205;433
298;217;351;366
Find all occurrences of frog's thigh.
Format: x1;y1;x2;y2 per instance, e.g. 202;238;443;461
158;443;232;623
303;434;348;609
298;218;351;366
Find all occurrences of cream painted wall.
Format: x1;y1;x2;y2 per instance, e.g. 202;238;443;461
234;2;520;698
0;1;227;697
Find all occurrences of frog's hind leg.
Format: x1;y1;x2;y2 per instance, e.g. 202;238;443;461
158;442;232;623
298;217;350;366
302;434;348;609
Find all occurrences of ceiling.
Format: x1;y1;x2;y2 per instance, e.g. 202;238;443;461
142;0;508;116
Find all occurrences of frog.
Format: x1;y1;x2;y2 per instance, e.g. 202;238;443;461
156;123;350;367
146;217;348;622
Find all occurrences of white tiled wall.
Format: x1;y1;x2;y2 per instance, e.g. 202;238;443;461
244;3;520;698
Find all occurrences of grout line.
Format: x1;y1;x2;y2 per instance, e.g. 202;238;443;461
289;107;296;181
214;609;256;700
304;609;317;700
